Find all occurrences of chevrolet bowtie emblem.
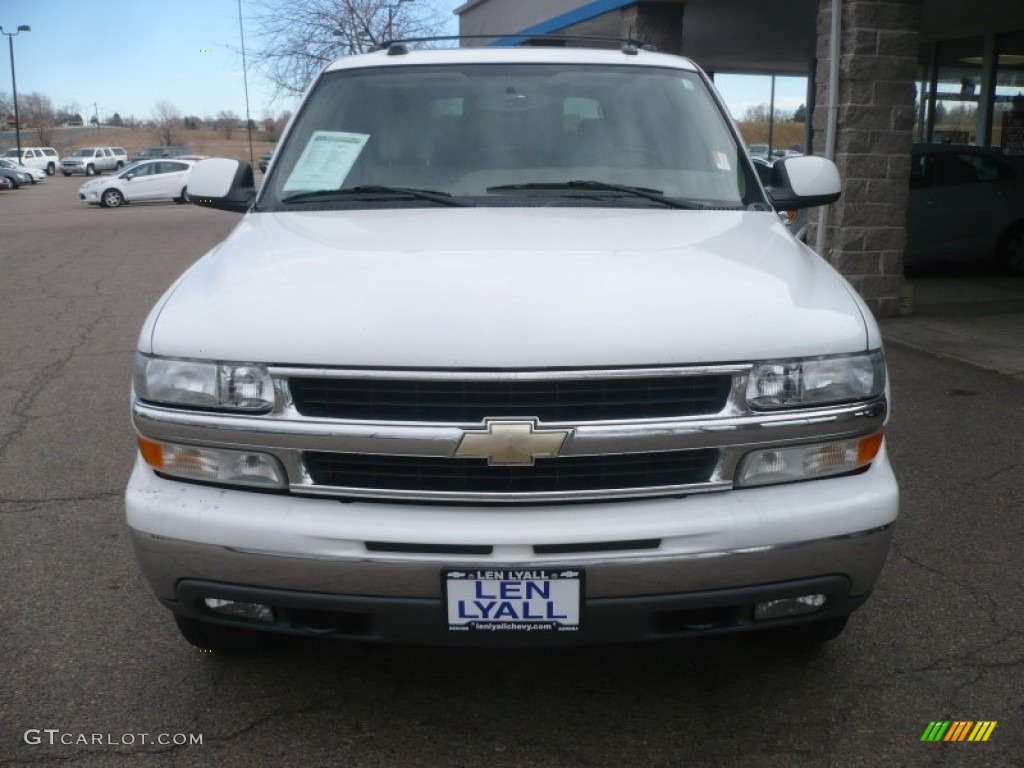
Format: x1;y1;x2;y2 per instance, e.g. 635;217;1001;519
455;420;572;466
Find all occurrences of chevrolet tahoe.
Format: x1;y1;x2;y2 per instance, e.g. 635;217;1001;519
127;41;898;652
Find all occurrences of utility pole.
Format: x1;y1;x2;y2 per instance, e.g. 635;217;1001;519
0;24;31;157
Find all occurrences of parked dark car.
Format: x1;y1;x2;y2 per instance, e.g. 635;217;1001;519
0;175;14;190
0;165;31;188
129;145;193;164
907;143;1024;274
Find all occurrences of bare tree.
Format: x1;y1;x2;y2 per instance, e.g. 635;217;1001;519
260;110;292;142
217;109;240;139
741;104;792;123
152;101;182;145
249;0;448;95
20;92;57;145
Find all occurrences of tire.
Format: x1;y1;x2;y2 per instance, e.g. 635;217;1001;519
173;614;272;653
115;161;124;170
996;223;1024;276
46;163;55;176
86;164;96;176
100;188;124;208
173;186;189;204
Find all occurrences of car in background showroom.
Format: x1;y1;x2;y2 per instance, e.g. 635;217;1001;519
0;158;46;183
907;143;1024;274
78;158;196;208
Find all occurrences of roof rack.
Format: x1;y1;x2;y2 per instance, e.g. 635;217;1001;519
380;34;657;57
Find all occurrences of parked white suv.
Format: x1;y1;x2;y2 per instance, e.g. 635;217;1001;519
2;146;60;175
61;146;121;176
129;42;898;652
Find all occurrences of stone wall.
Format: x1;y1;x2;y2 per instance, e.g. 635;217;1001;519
812;0;921;317
620;2;684;53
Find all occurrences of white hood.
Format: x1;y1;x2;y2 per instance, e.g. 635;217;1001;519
144;207;871;368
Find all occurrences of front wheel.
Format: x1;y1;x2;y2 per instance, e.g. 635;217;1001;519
46;163;55;176
173;186;189;204
115;161;124;170
100;188;124;208
173;615;272;653
85;164;96;176
996;223;1024;276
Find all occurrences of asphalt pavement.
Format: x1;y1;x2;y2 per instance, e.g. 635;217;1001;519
0;177;1021;767
882;275;1024;379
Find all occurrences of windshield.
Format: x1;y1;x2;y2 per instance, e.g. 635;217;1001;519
261;63;759;211
71;148;95;157
2;149;19;158
139;148;162;156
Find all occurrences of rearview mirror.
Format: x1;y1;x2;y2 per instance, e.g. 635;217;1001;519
187;158;256;214
764;156;842;210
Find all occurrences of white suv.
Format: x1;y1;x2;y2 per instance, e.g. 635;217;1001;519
2;146;60;175
60;146;121;176
129;41;898;652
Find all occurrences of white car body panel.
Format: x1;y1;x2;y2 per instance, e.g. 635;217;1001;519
145;208;871;366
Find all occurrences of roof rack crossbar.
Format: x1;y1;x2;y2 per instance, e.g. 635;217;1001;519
378;34;657;55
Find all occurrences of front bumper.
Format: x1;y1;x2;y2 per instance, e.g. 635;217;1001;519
126;446;898;644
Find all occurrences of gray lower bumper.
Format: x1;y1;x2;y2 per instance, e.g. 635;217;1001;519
129;524;893;602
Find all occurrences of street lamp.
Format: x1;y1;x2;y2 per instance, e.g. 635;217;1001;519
0;24;30;157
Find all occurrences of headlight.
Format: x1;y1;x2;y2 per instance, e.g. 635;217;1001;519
134;354;274;411
746;351;885;409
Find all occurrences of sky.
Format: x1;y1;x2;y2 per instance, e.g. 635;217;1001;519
0;0;804;125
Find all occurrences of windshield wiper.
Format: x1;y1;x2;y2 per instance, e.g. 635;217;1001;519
485;180;708;210
281;185;471;207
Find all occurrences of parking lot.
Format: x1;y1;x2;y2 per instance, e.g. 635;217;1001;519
1;176;1021;767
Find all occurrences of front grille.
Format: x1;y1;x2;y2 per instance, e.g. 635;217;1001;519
303;449;718;494
288;375;732;422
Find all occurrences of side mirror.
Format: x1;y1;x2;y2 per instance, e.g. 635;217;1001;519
187;158;256;213
765;155;842;210
125;173;135;180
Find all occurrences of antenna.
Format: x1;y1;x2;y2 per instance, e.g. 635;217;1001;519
237;0;255;169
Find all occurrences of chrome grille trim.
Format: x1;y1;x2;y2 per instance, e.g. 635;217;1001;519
133;398;886;457
131;363;887;502
267;364;752;381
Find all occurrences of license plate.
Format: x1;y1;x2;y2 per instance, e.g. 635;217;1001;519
444;568;582;633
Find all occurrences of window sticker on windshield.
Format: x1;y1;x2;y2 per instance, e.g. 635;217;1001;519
282;131;369;192
713;150;732;171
